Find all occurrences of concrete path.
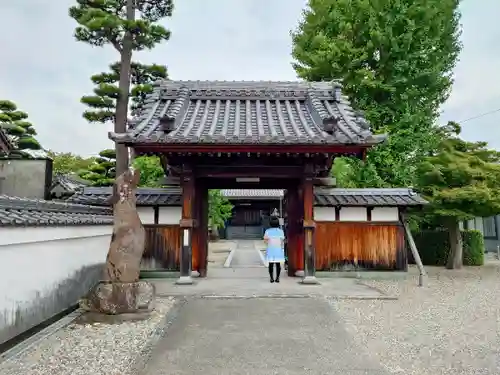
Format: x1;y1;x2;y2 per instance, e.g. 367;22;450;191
153;273;391;299
141;297;389;375
229;240;264;267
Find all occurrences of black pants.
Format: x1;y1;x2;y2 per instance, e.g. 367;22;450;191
268;262;281;280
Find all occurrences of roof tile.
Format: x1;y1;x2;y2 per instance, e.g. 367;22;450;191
65;187;182;206
111;80;387;146
65;187;426;207
0;195;113;227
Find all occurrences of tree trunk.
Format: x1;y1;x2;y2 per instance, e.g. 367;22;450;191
114;0;135;176
80;167;155;317
103;167;145;282
446;219;463;269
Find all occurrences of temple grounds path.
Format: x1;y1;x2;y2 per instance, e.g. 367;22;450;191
140;297;389;375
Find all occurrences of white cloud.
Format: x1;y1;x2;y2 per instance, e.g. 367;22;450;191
0;0;498;157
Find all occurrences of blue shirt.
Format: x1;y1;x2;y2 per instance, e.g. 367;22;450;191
264;227;285;263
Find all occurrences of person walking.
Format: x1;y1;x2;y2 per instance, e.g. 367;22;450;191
264;216;285;283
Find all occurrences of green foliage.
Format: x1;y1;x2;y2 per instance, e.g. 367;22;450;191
412;229;484;266
416;122;500;221
47;150;96;174
0;100;42;155
208;190;233;230
69;0;173;52
79;148;116;186
69;0;174;175
292;0;462;187
332;157;386;188
81;61;168;123
133;155;164;187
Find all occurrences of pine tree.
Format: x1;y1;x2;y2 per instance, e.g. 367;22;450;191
0;100;42;157
79;148;116;186
81;62;168;123
69;0;174;175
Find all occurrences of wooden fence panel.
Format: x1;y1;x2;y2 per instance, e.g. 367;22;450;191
315;222;406;271
141;225;181;271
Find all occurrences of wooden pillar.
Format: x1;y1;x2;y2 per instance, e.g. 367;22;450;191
285;185;301;277
198;186;209;277
296;187;305;275
301;164;319;284
191;183;202;277
176;165;195;285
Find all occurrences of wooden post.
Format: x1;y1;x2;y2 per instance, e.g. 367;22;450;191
301;164;319;284
191;183;202;277
176;165;195;285
401;212;426;287
198;186;209;277
296;186;305;276
285;186;299;276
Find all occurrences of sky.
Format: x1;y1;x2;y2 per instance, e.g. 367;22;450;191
0;0;499;157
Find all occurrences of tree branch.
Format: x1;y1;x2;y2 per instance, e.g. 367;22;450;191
110;37;122;53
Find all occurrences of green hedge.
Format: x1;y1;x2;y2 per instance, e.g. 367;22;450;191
411;229;484;266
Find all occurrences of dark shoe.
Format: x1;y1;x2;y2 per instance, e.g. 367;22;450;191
275;278;280;283
270;279;275;283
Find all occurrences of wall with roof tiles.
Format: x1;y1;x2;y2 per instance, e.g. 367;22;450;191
0;225;112;345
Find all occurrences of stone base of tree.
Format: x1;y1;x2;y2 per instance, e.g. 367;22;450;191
80;280;155;317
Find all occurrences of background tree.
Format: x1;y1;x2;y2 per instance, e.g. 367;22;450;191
291;0;461;187
79;149;116;186
132;155;164;187
69;0;174;175
0;100;42;156
81;62;168;123
208;190;233;238
416;122;500;269
47;150;96;174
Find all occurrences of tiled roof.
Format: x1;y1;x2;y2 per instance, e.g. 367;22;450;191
314;188;427;206
65;187;426;208
50;173;89;194
0;195;113;227
65;187;182;206
221;189;284;198
110;80;387;146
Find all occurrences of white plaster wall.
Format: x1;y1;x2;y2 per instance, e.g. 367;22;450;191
0;225;112;315
314;207;336;222
137;207;155;224
339;207;367;221
371;207;399;222
158;207;182;225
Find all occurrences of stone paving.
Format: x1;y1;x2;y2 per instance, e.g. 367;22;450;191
207;240;237;267
141;298;390;375
228;240;263;267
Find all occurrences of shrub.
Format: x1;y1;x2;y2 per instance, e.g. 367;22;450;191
411;229;484;266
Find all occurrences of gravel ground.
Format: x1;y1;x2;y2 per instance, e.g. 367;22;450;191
329;264;500;375
0;297;176;375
